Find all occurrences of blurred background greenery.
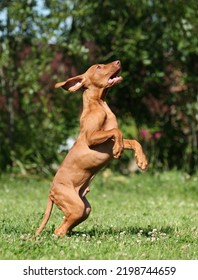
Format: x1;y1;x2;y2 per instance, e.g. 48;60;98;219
0;0;197;176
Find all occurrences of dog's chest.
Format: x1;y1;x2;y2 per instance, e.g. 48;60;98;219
102;102;118;130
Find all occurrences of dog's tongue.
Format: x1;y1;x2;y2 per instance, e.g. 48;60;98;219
108;76;122;84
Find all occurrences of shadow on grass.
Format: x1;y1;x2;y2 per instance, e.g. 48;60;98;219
69;225;174;238
0;218;174;238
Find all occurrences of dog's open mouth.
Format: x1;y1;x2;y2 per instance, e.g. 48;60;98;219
108;70;123;85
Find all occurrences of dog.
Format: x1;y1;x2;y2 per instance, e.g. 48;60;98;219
35;60;148;237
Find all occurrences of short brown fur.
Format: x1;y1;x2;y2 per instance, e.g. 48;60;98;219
35;60;148;237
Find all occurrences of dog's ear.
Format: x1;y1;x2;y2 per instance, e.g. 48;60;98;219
55;75;86;92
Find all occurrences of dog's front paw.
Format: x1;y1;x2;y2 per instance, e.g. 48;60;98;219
113;143;123;159
135;152;148;171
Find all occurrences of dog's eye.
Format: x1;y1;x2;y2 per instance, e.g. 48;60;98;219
96;65;101;70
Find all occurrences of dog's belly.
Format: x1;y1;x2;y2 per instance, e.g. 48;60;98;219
74;139;114;170
53;140;113;188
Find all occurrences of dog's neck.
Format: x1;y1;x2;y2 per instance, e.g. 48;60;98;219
82;88;108;108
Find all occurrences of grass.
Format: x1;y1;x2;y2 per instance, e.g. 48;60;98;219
0;169;197;260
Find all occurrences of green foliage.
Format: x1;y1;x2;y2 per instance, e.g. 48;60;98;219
68;0;198;173
0;0;80;174
0;0;197;174
0;171;197;259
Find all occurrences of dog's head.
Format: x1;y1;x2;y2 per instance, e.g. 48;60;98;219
55;60;123;92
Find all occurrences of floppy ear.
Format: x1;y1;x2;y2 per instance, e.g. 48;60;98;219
54;75;86;92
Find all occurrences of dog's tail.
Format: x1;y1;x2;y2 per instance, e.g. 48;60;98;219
34;197;54;237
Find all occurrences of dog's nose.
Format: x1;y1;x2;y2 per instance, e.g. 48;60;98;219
115;60;121;66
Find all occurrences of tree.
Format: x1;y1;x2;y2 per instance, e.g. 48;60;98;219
0;0;197;174
66;0;198;173
0;0;77;174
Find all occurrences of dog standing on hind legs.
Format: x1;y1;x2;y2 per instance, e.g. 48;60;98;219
35;60;148;237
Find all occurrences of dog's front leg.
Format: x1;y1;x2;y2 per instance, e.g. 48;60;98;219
87;128;123;158
123;139;148;170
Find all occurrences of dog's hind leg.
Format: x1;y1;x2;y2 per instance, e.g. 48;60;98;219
51;184;90;236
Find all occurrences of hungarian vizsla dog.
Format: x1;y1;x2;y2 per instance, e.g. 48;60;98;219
35;60;148;237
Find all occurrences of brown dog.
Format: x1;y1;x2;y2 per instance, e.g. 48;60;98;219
35;60;148;237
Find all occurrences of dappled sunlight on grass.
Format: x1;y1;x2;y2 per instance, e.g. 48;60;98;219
0;171;197;259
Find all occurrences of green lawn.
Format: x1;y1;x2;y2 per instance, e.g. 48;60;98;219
0;170;197;260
